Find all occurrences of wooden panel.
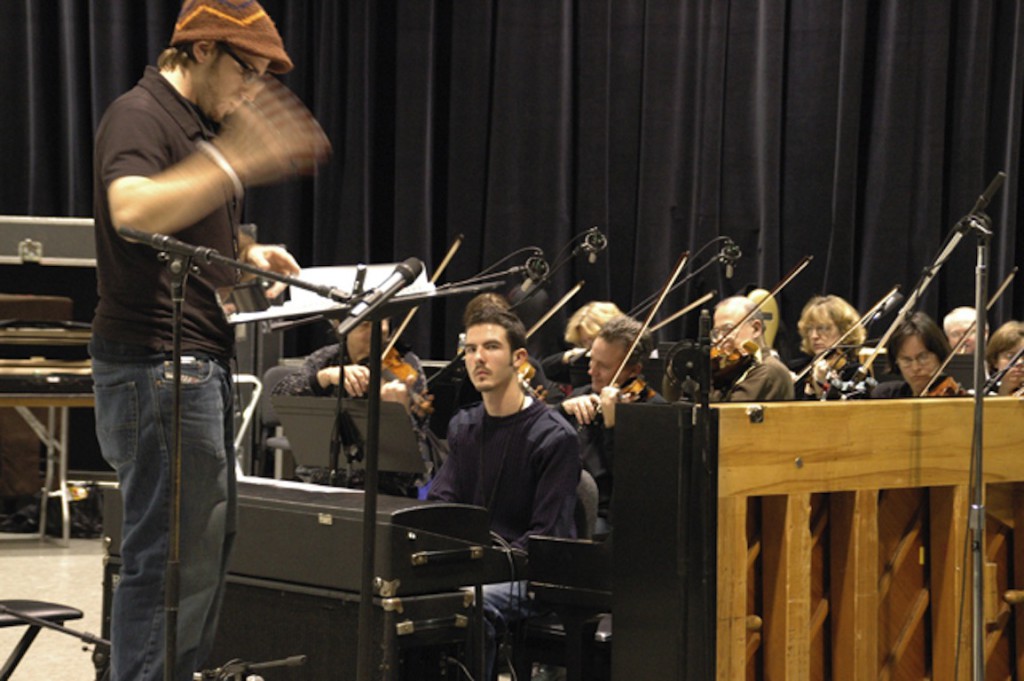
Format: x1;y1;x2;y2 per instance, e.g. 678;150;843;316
809;495;828;680
716;399;1024;498
877;489;928;681
762;494;811;681
829;490;879;681
1014;488;1024;680
717;495;750;681
984;514;1014;678
929;486;970;681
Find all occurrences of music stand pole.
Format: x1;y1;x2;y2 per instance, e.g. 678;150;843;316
969;215;992;681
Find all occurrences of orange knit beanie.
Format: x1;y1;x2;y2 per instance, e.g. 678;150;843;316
170;0;293;74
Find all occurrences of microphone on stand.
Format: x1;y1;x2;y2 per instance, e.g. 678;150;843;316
869;290;904;325
334;258;424;337
581;227;608;264
520;254;550;293
117;226;217;263
720;238;742;279
968;171;1006;216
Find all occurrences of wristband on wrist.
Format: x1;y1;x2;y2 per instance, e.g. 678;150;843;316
197;140;244;202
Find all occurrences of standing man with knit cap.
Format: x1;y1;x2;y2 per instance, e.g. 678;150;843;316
91;2;329;679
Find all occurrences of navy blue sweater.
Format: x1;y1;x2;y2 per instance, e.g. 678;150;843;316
428;399;580;550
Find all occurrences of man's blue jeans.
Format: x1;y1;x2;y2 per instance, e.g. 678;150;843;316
91;337;236;681
482;580;543;678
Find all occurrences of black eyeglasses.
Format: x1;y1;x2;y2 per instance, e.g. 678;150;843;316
219;42;260;84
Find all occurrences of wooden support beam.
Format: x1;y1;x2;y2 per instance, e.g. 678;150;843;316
929;485;971;681
829;490;878;680
717;495;751;681
762;494;811;681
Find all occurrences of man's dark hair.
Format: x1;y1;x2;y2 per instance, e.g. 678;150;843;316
597;315;652;366
887;311;951;377
464;305;528;353
461;292;510;326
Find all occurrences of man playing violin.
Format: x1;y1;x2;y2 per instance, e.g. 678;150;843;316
560;314;664;532
710;296;795;402
944;306;984;355
272;318;441;494
541;300;624;396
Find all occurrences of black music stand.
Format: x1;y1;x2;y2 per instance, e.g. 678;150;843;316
271;395;426;474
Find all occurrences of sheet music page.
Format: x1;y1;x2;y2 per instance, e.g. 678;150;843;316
227;262;433;325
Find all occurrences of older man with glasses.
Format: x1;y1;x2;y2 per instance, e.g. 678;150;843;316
708;296;795;402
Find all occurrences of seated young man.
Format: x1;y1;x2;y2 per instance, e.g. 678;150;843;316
428;303;580;677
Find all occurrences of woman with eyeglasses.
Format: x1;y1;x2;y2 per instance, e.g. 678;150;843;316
985;320;1024;396
792;295;866;399
871;312;957;398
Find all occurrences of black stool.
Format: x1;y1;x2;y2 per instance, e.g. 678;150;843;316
0;599;84;680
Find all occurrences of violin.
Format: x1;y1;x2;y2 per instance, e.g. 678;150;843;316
925;375;967;397
382;347;419;384
801;349;852;398
574;376;654;433
516;362;548;400
382;347;435;416
618;376;655;403
710;342;759;391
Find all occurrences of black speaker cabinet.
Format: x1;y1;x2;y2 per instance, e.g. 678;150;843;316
103;556;475;681
612;402;718;681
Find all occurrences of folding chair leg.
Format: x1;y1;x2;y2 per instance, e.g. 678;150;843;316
0;625;42;681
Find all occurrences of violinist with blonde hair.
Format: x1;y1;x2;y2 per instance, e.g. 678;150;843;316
793;295;865;399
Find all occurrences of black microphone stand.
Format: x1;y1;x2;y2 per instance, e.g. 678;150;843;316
931;171;1005;681
965;207;995;681
118;227;352;681
164;250;189;681
196;654;307;680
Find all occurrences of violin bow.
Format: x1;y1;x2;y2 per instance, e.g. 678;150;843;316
712;255;814;350
918;266;1017;396
608;251;690;389
793;285;901;384
382;234;464;359
525;280;585;339
650;291;717;333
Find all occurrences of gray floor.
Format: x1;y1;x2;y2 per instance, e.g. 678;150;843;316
0;536;106;680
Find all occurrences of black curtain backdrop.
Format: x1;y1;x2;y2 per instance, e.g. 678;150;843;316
1;0;1022;363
